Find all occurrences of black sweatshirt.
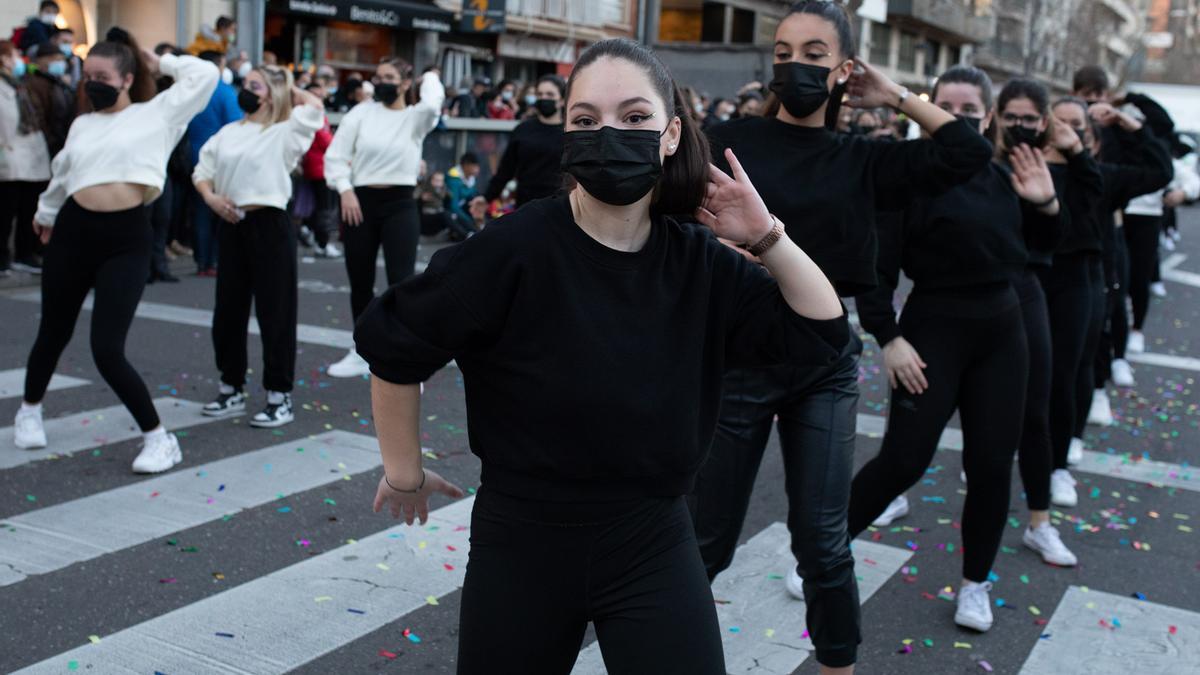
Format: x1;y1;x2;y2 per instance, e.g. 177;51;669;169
1048;149;1105;256
484;118;565;205
354;195;849;501
856;162;1065;347
706;117;994;296
1097;125;1175;286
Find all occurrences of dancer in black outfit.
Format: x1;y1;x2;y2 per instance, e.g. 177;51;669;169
688;4;991;670
356;39;847;675
484;74;566;207
853;67;1066;633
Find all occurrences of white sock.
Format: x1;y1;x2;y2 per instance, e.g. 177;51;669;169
219;383;236;395
267;390;286;405
20;402;42;414
144;426;167;443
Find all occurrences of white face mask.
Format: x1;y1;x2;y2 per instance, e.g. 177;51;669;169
221;68;233;85
237;61;252;78
40;13;57;24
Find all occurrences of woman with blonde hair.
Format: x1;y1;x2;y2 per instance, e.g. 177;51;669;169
194;64;324;427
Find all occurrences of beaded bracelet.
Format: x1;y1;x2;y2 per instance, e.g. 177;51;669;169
384;469;426;493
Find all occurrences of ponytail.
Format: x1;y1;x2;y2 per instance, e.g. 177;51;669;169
79;26;155;113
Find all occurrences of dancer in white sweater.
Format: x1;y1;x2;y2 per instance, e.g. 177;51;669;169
15;28;218;474
193;65;323;427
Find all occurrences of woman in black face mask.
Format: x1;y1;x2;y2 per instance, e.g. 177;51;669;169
323;56;444;378
353;37;847;674
483;73;566;207
16;27;218;474
995;80;1105;510
853;66;1073;635
690;3;992;672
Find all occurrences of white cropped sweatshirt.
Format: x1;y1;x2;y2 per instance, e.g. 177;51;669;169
324;71;445;194
193;103;323;210
35;54;219;226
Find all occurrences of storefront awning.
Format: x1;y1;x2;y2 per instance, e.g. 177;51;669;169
275;0;454;33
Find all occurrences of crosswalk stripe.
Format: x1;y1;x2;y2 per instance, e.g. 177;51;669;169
0;368;88;400
0;430;380;587
855;412;1197;493
0;398;224;471
571;524;911;674
8;291;355;350
1018;585;1200;674
13;495;475;675
1126;350;1200;373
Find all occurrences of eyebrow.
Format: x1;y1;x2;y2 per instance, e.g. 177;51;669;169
774;39;831;50
569;97;654;113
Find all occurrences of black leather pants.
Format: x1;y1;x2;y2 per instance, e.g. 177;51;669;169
688;335;862;668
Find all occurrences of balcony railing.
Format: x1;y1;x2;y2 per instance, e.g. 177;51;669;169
888;0;996;43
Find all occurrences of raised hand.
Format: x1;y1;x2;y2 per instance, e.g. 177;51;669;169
1010;144;1056;205
845;58;901;109
1048;119;1083;154
695;148;774;247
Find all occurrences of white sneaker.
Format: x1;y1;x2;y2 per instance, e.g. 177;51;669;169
1023;522;1078;566
1161;233;1176;251
327;349;370;378
131;431;182;474
960;469;968;484
14;405;47;449
785;565;805;601
321;243;343;259
1111;359;1135;388
1051;468;1078;507
1067;437;1085;465
872;495;910;527
1151;281;1167;298
1127;331;1145;354
1087;389;1114;426
955;581;994;632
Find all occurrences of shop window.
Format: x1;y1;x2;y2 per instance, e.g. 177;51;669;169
869;21;891;68
898;30;917;73
701;2;726;43
925;39;942;77
731;8;754;44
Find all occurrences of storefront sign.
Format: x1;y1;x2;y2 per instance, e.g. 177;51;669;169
282;0;453;33
497;34;575;64
461;0;506;34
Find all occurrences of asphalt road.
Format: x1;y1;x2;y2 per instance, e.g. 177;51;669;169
1;208;1198;674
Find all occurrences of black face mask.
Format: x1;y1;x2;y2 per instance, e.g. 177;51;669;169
561;126;663;206
1003;125;1045;149
237;88;262;114
1073;126;1088;144
84;81;119;111
955;114;983;133
375;83;400;105
769;62;832;119
534;98;559;118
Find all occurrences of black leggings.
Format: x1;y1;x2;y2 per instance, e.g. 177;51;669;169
1016;270;1053;511
1124;214;1161;331
1096;231;1131;384
849;287;1027;582
1037;254;1095;471
212;208;297;393
1073;255;1106;438
0;180;46;265
24;198;159;431
343;186;419;323
458;488;723;675
688;337;862;668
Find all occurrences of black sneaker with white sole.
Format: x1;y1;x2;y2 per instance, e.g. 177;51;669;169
203;390;246;417
250;394;294;428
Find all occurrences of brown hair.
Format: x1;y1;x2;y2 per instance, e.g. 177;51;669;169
991;77;1058;156
79;27;155;113
565;38;708;217
377;56;419;105
254;64;294;127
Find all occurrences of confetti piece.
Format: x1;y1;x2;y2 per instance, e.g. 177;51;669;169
158;577;176;584
1029;606;1041;616
729;626;741;633
25;494;35;502
324;498;337;505
88;635;100;644
444;563;455;571
347;608;366;615
377;563;390;571
995;598;1006;607
314;596;333;603
1020;574;1030;584
277;506;292;513
426;595;439;606
379;650;397;659
765;628;775;638
978;660;994;672
1169;625;1178;635
218;484;225;492
922;638;933;648
403;628;421;643
67;662;77;671
215;632;235;638
1133;592;1147;601
213;572;224;580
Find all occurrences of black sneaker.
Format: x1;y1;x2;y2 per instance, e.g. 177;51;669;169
202;389;246;417
250;394;294;428
299;225;317;249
